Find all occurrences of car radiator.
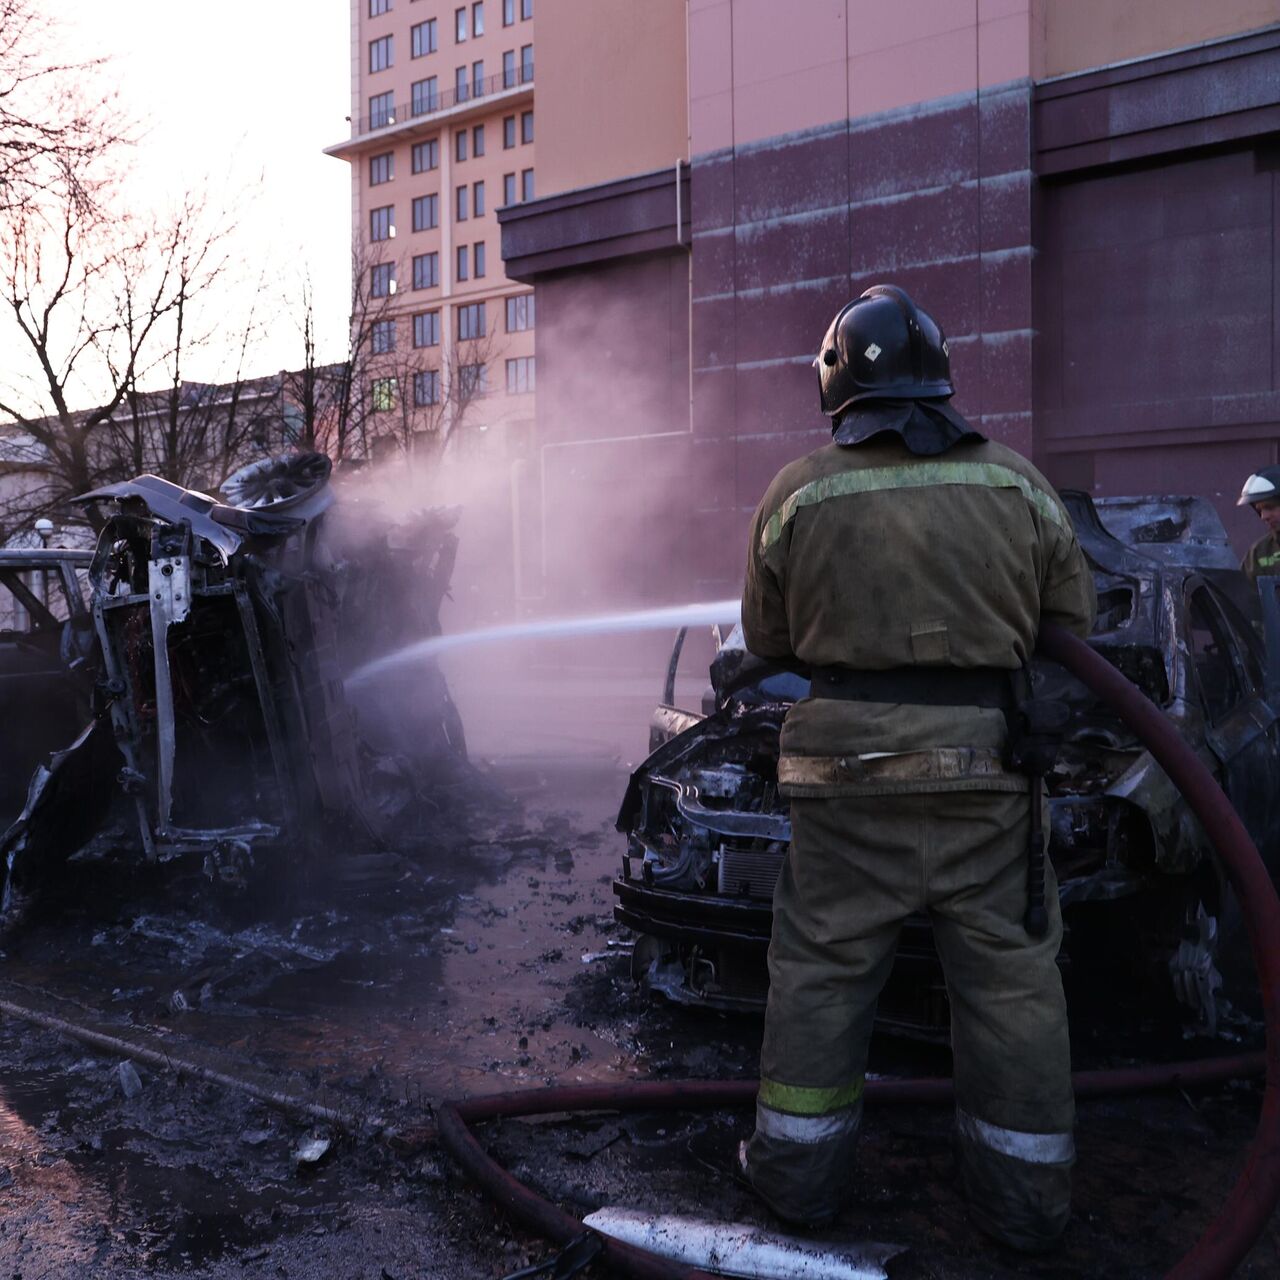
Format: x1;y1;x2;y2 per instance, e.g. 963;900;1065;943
717;843;785;899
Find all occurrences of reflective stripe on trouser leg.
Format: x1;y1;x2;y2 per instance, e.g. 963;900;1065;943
925;788;1075;1251
744;1079;864;1225
747;795;912;1226
955;1108;1075;1252
956;1110;1074;1165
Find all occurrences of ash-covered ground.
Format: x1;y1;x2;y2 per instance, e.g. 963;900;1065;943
0;749;1276;1279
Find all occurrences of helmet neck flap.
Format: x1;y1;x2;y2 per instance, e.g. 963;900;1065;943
831;396;985;456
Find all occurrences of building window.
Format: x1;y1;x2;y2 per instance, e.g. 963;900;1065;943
502;172;516;206
503;115;516;148
474;240;486;277
472;2;484;35
372;319;396;354
472;124;485;156
456;244;469;281
411;18;437;57
503;0;514;25
455;129;468;162
413;310;440;348
412;138;439;172
372;376;398;411
412;76;438;114
369;35;393;73
502;49;516;88
369;91;395;128
505;293;534;332
521;0;532;19
369;152;393;185
455;6;467;41
412;252;439;290
414;369;441;407
370;262;395;297
457;301;486;340
520;167;534;201
520;43;533;80
412;193;438;231
369;0;391;16
456;185;469;220
472;60;485;95
459;363;488;397
521;109;533;144
473;180;485;216
369;204;394;242
455;65;469;101
506;356;534;394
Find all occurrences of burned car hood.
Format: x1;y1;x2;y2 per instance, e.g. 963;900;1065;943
75;474;307;560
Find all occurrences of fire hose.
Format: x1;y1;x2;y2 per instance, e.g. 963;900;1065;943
436;622;1280;1280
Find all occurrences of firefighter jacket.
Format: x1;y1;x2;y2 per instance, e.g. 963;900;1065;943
741;435;1096;796
1242;529;1280;585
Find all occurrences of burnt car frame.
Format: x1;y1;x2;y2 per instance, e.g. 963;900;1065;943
0;454;464;918
614;492;1280;1039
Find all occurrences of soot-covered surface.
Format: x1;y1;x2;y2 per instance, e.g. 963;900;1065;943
0;756;1275;1279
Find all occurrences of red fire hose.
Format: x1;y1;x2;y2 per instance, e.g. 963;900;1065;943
1039;622;1280;1279
438;623;1280;1279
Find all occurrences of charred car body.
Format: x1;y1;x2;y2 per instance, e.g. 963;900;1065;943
1;454;463;919
614;492;1280;1038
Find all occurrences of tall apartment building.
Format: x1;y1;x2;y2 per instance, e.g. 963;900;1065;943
326;0;537;461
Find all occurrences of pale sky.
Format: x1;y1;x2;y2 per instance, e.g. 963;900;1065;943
55;0;353;382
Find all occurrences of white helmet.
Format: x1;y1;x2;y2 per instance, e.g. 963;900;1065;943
1237;467;1280;507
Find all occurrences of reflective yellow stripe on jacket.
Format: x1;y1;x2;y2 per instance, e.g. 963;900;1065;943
760;460;1068;553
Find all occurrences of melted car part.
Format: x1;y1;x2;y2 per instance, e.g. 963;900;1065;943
581;1209;902;1280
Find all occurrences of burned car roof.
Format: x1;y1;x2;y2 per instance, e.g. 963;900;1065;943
614;491;1279;1040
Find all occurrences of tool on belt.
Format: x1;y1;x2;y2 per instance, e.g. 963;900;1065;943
1003;667;1070;937
809;663;1068;937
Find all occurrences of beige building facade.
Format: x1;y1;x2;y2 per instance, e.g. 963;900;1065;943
327;0;538;460
502;0;1280;607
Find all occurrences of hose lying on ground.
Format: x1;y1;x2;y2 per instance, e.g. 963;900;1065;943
436;623;1280;1280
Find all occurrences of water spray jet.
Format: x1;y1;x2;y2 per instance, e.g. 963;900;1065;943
346;598;743;686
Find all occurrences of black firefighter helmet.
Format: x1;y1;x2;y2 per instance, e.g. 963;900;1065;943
815;284;982;455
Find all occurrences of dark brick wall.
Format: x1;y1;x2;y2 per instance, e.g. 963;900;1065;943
690;84;1037;594
1035;142;1280;553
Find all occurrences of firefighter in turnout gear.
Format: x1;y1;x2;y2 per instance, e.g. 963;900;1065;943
738;285;1096;1251
1237;466;1280;584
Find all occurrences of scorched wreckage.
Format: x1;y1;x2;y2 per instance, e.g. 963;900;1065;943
0;453;464;920
615;491;1280;1039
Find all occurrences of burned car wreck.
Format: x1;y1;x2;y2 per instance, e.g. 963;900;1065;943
1;453;463;920
614;492;1280;1039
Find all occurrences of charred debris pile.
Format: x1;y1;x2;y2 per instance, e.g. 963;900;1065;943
0;453;486;923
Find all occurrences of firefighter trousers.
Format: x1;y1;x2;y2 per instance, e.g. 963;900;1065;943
743;787;1074;1251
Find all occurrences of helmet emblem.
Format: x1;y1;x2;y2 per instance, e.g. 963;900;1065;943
942;340;949;357
864;343;882;362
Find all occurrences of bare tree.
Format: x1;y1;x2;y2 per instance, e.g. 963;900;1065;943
0;170;259;537
0;0;127;215
281;244;391;464
360;289;504;468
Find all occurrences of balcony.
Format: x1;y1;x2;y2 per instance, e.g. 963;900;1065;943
326;65;533;158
